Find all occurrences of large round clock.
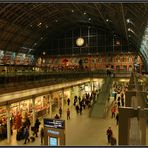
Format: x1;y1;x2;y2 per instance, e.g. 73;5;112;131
76;37;84;47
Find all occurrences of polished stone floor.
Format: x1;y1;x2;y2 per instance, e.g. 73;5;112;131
0;98;147;146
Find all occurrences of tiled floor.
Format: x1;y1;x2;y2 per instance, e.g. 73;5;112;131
0;99;147;146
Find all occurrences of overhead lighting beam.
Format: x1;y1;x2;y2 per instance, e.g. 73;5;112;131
94;4;110;30
121;4;129;43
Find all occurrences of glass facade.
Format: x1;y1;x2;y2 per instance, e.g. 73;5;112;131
45;26;129;56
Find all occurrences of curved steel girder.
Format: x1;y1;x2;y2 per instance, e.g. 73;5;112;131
0;3;147;56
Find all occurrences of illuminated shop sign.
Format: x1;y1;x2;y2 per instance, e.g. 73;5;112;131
44;118;65;129
48;130;60;135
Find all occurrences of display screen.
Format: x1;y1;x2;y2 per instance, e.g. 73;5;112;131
49;137;58;146
44;118;65;129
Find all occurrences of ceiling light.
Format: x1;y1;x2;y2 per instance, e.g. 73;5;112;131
127;19;130;23
127;18;134;25
55;20;58;22
116;41;120;45
43;52;46;55
30;25;32;27
84;12;86;15
88;18;91;21
41;37;43;39
38;22;42;26
46;25;48;28
106;19;109;22
72;9;74;13
34;43;37;46
128;35;131;37
128;28;135;34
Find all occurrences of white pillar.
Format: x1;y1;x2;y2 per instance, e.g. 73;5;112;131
79;85;81;97
61;89;64;110
32;97;36;126
90;79;93;92
6;104;11;144
49;94;52;118
18;102;20;111
90;79;94;92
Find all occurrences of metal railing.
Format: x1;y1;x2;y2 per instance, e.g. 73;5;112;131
128;72;148;145
90;76;113;118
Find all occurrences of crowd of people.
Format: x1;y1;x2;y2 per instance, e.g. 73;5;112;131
15;116;43;145
47;65;89;72
0;80;128;145
54;91;97;121
106;81;128;145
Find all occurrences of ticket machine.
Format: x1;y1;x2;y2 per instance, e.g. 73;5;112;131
44;118;65;146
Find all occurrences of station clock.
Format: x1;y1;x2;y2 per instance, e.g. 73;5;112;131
76;37;84;47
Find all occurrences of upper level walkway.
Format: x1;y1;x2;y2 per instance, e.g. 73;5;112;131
0;70;131;94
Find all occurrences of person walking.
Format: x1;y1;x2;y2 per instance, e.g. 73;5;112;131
106;127;113;144
73;96;77;106
117;101;120;108
80;106;82;115
40;127;44;145
24;127;30;144
111;106;116;118
55;114;60;119
110;135;117;145
121;97;124;106
67;108;70;120
34;118;41;137
116;113;119;125
67;98;70;106
25;117;31;129
59;107;62;118
76;105;79;114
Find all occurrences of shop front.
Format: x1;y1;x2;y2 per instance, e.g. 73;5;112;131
0;106;7;140
35;96;47;118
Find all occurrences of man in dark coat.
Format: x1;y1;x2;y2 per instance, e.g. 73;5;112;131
106;127;113;143
24;127;30;144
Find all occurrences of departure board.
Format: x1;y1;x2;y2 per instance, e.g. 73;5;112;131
44;118;65;129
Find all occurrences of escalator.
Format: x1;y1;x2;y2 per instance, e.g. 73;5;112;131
90;76;113;118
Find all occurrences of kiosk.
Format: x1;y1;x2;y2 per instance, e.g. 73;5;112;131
44;118;65;146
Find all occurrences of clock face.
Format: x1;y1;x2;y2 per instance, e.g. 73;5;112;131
76;37;84;47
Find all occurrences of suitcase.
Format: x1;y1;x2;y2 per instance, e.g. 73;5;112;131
30;136;35;142
16;132;21;141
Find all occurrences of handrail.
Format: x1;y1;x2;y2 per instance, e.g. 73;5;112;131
90;77;113;118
